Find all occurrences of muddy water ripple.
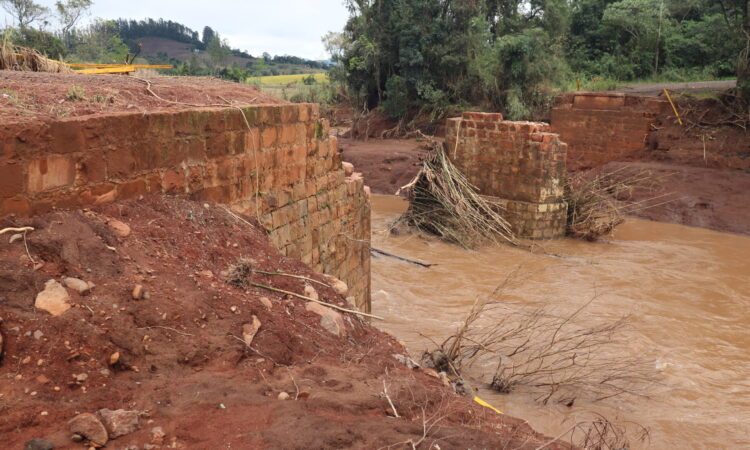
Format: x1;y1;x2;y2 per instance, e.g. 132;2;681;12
371;195;750;449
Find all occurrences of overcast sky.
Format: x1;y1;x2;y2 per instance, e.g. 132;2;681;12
1;0;351;60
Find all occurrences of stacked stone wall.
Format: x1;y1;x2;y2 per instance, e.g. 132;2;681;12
0;103;371;312
551;92;668;168
445;112;567;239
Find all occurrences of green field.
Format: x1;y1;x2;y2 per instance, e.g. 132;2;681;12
247;73;329;85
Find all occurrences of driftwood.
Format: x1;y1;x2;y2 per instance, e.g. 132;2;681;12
371;248;433;268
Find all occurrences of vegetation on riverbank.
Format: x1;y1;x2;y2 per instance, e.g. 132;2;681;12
326;0;749;123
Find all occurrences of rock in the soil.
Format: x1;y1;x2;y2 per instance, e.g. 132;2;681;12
63;277;92;295
393;354;420;369
9;233;23;244
96;408;141;439
304;284;319;301
35;279;71;316
131;284;144;300
323;275;348;297
107;219;131;238
68;413;108;446
277;392;290;401
305;302;346;337
342;161;355;177
150;426;166;445
242;316;262;346
23;438;54;450
259;296;273;310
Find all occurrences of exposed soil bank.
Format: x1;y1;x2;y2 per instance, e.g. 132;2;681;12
0;71;284;124
602;161;750;235
0;197;555;449
338;137;429;195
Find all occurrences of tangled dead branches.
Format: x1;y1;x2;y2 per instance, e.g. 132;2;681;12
564;167;671;241
395;140;516;248
0;38;71;73
431;275;656;406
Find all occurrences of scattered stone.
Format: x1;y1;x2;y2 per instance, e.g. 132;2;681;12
33;330;44;340
303;284;319;301
422;368;440;379
36;375;50;384
131;285;144;300
150;426;166;445
342;161;355;176
73;373;88;383
35;280;71;316
259;297;273;310
109;352;120;366
9;233;23;244
70;433;84;442
305;302;346;337
97;409;141;439
393;354;420;369
197;270;214;279
242;316;262;346
23;438;53;450
277;392;290;401
107;219;131;238
63;277;92;295
68;413;108;446
323;275;348;297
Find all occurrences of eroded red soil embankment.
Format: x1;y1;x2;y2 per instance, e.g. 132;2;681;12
1;71;285;124
0;197;557;449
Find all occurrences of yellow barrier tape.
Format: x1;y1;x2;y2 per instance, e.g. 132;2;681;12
473;396;504;415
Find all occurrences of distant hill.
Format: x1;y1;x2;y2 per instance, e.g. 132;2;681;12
113;18;328;78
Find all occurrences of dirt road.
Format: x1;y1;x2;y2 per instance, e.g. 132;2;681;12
610;80;736;96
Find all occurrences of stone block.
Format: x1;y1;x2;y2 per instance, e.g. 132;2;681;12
27;156;75;193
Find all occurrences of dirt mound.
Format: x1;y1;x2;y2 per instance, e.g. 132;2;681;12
0;197;555;449
0;71;285;124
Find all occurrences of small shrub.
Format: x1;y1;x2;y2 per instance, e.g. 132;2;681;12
66;86;87;101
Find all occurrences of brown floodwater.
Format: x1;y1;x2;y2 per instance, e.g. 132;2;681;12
370;195;750;449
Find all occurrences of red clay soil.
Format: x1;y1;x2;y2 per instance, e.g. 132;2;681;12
648;96;750;172
0;71;285;124
600;161;750;235
0;196;559;449
339;138;429;195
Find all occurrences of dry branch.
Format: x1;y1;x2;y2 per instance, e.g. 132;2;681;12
395;140;516;248
430;276;656;406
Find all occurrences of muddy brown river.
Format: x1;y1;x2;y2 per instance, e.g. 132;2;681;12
370;195;750;449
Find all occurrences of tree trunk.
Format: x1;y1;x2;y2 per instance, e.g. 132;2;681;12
737;0;750;100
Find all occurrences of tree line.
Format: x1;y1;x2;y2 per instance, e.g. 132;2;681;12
329;0;749;120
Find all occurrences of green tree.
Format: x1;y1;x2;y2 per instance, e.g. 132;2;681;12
0;0;49;28
55;0;92;45
67;19;129;63
206;34;231;72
